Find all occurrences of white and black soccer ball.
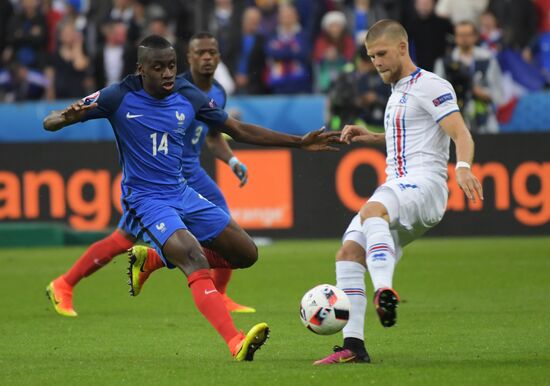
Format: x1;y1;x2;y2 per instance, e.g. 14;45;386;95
300;284;350;335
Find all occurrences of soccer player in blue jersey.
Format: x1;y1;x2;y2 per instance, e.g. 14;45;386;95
45;32;254;318
43;35;339;361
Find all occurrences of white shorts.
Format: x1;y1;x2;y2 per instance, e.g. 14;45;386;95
343;175;448;259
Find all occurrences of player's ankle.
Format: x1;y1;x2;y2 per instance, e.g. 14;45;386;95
57;275;73;289
343;337;366;355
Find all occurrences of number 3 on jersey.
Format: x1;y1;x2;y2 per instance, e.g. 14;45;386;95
191;125;203;145
150;132;168;156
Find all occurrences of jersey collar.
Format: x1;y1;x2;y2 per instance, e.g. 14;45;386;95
393;67;422;88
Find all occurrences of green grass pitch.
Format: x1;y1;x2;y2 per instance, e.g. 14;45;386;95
0;237;549;385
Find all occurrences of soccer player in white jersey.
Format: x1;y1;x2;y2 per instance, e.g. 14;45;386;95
314;19;484;365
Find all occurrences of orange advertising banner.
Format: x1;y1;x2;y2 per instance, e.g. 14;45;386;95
216;150;293;229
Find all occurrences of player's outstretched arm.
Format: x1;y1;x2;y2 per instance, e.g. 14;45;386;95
340;125;385;146
221;117;341;151
206;130;248;187
439;111;484;202
43;100;98;132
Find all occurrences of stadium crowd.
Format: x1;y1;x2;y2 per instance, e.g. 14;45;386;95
0;0;548;133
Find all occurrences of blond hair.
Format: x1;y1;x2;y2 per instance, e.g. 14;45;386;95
365;19;408;44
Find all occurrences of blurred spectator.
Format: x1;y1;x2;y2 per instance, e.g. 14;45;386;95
434;21;504;133
62;0;89;32
0;61;48;101
264;4;311;94
0;0;14;59
207;0;242;75
3;0;48;69
234;7;267;94
85;0;113;58
104;0;142;45
45;19;90;99
174;1;195;63
524;32;550;81
94;20;135;88
145;16;186;73
255;0;279;37
406;0;453;71
478;10;503;55
378;0;409;22
488;0;538;50
313;11;355;93
434;0;488;25
43;0;64;54
293;0;331;47
327;45;390;130
344;0;388;43
535;0;550;33
214;60;236;94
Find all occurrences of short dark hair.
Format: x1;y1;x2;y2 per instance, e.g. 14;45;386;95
137;35;173;64
189;31;216;43
455;20;478;35
138;35;172;50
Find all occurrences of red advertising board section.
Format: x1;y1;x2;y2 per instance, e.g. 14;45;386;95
0;133;548;236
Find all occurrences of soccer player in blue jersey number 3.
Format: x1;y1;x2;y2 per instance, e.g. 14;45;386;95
43;34;340;362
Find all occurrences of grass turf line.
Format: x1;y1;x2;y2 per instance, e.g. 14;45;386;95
0;237;549;385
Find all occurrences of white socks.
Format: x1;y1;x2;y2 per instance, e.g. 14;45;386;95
362;217;396;290
336;260;367;340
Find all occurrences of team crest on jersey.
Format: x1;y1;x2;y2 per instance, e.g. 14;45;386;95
176;111;185;125
155;222;167;233
82;91;100;105
432;93;453;106
208;98;217;108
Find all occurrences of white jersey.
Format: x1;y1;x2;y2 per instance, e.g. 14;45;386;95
384;68;459;182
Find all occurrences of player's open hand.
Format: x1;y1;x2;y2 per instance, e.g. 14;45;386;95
61;100;98;124
300;128;341;151
341;125;384;145
456;167;484;202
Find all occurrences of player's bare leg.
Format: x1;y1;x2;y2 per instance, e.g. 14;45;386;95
359;201;400;328
162;229;268;361
204;219;258;269
47;228;135;317
314;241;371;365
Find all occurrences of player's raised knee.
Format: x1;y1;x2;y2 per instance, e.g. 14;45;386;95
359;201;389;222
336;242;366;264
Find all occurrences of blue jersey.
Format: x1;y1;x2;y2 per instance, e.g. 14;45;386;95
80;74;228;198
180;72;227;177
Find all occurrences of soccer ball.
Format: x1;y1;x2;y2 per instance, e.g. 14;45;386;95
300;284;350;335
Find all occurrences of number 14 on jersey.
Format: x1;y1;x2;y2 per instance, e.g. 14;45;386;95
150;133;168;156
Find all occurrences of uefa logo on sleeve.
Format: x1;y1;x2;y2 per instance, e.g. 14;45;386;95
82;91;100;105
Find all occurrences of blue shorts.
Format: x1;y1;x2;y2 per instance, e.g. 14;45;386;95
121;185;230;267
186;167;229;214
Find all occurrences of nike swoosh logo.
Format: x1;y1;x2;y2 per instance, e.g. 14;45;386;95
339;355;356;363
126;112;144;119
139;258;146;273
204;289;218;295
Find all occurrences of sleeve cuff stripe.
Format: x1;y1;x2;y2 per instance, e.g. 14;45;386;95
436;109;460;123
